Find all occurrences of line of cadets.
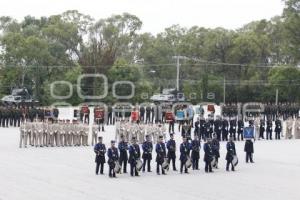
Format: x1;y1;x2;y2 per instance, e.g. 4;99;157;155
94;133;254;178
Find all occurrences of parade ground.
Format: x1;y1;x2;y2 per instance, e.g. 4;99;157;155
0;125;299;200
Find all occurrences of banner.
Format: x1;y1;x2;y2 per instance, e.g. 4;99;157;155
243;127;254;139
131;111;139;122
165;111;174;122
186;108;193;119
94;108;104;119
207;104;215;113
176;110;185;121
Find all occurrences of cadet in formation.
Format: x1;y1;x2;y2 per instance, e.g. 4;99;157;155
166;133;177;171
226;137;236;171
179;137;191;174
107;140;119;178
128;137;141;177
142;135;153;172
94;137;106;175
155;135;167;175
244;139;254;163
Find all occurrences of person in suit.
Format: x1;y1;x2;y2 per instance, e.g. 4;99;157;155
94;137;106;175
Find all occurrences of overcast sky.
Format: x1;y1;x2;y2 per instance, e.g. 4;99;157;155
0;0;285;34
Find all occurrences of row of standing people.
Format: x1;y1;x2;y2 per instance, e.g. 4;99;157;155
19;120;89;148
94;133;255;178
0;106;59;128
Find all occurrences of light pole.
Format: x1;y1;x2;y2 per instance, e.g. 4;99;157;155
172;56;187;91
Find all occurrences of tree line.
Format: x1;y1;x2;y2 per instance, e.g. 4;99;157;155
0;0;299;105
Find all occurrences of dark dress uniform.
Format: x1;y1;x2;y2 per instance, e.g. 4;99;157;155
94;143;106;175
211;138;220;168
199;118;206;140
237;119;244;141
155;142;167;174
266;119;273;140
118;141;128;173
139;106;145;122
194;120;200;138
0;108;2;127
214;119;222;141
107;147;119;177
275;119;282;140
129;143;141;176
203;141;213;172
167;138;177;170
204;121;211;139
142;140;153;172
179;142;191;173
222;119;229;141
146;106;151;123
226;141;236;171
229;119;237;140
191;139;200;170
259;119;265;139
244;140;254;163
209;119;214;138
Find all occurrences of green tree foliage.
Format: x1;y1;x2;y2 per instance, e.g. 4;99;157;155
0;2;299;105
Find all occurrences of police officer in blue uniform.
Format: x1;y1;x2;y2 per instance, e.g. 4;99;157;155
118;135;128;173
94;136;106;175
129;137;141;177
142;135;153;172
226;136;236;171
156;136;167;175
179;137;191;174
108;140;119;178
167;133;177;171
203;138;213;173
191;135;200;170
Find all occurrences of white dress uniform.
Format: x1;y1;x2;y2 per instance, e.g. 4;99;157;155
91;124;99;146
19;123;27;148
294;119;300;139
285;119;294;139
43;122;49;147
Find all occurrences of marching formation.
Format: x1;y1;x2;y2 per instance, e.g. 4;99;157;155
94;134;250;178
19;120;89;148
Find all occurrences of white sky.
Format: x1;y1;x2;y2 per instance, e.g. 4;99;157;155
0;0;285;34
